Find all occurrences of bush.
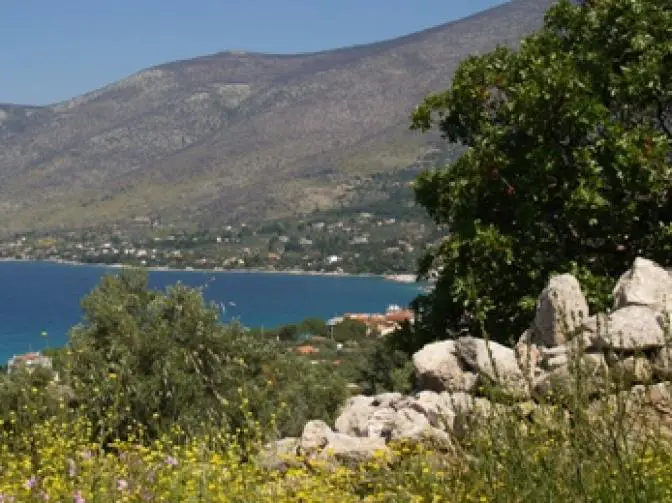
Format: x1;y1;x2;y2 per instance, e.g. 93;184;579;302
332;318;368;343
1;374;672;501
355;333;416;394
60;269;346;442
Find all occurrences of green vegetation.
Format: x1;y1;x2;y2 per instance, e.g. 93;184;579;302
406;0;671;350
0;270;347;446
0;0;670;501
2;315;672;501
0;163;446;275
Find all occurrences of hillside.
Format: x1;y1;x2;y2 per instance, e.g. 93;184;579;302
0;0;554;234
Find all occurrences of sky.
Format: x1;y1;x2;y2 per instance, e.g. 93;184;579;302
0;0;505;105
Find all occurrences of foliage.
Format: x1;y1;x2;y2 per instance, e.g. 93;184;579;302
62;270;347;442
356;330;417;395
408;0;672;347
2;366;672;501
268;317;331;342
4;270;672;501
332;318;368;343
276;323;299;341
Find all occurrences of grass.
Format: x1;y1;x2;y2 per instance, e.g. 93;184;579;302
3;366;672;502
3;295;672;502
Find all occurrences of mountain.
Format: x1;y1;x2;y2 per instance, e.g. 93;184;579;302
0;0;554;234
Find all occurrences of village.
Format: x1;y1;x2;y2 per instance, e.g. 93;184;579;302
0;207;439;276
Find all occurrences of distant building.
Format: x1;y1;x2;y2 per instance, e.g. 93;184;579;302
350;236;369;245
7;352;53;375
338;305;415;337
384;305;414;324
295;345;320;355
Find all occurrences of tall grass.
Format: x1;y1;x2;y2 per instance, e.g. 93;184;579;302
2;321;672;502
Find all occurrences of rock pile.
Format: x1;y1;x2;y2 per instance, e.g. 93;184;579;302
263;257;672;467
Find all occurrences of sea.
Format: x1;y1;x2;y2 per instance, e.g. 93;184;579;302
0;261;423;363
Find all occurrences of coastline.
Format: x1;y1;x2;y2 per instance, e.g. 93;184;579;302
0;257;420;284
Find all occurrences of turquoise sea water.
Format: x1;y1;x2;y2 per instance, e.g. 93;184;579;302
0;261;422;362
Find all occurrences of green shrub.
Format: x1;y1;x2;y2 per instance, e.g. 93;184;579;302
61;269;346;443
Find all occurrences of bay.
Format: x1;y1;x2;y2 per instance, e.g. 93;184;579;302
0;261;422;363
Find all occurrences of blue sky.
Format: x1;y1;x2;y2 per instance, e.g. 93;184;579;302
1;0;505;105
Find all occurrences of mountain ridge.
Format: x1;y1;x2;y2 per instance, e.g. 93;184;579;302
0;0;555;234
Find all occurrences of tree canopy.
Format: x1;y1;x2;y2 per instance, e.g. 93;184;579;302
64;270;347;442
407;0;671;348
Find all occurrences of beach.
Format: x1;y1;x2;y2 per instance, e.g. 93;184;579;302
0;257;419;284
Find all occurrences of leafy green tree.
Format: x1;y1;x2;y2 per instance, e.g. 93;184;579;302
65;270;346;442
332;319;368;343
296;317;329;337
355;329;416;394
408;0;671;347
277;323;299;341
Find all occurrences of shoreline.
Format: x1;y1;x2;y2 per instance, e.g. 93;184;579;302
0;257;420;284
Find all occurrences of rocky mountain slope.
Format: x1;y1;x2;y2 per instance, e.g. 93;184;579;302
0;0;554;234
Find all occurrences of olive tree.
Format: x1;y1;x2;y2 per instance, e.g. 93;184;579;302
66;270;346;442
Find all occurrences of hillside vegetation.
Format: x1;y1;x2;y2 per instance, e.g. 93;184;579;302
0;0;552;233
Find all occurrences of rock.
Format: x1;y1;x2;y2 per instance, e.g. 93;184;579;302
566;323;600;353
533;274;589;347
582;352;609;369
539;340;600;370
389;408;430;440
300;420;333;452
580;313;607;334
515;329;542;379
361;404;451;446
334;395;377;437
335;392;452;447
651;347;672;380
449;394;504;440
613;257;672;313
412;340;477;393
540;345;569;359
445;391;477;415
407;391;456;432
591;306;665;351
645;382;672;406
546;353;569;371
335;393;405;437
366;407;397;439
299;420;388;466
258;438;300;471
533;353;608;402
610;356;654;386
370;392;405;408
322;435;389;466
455;336;530;400
590;383;672;443
394;408;451;444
